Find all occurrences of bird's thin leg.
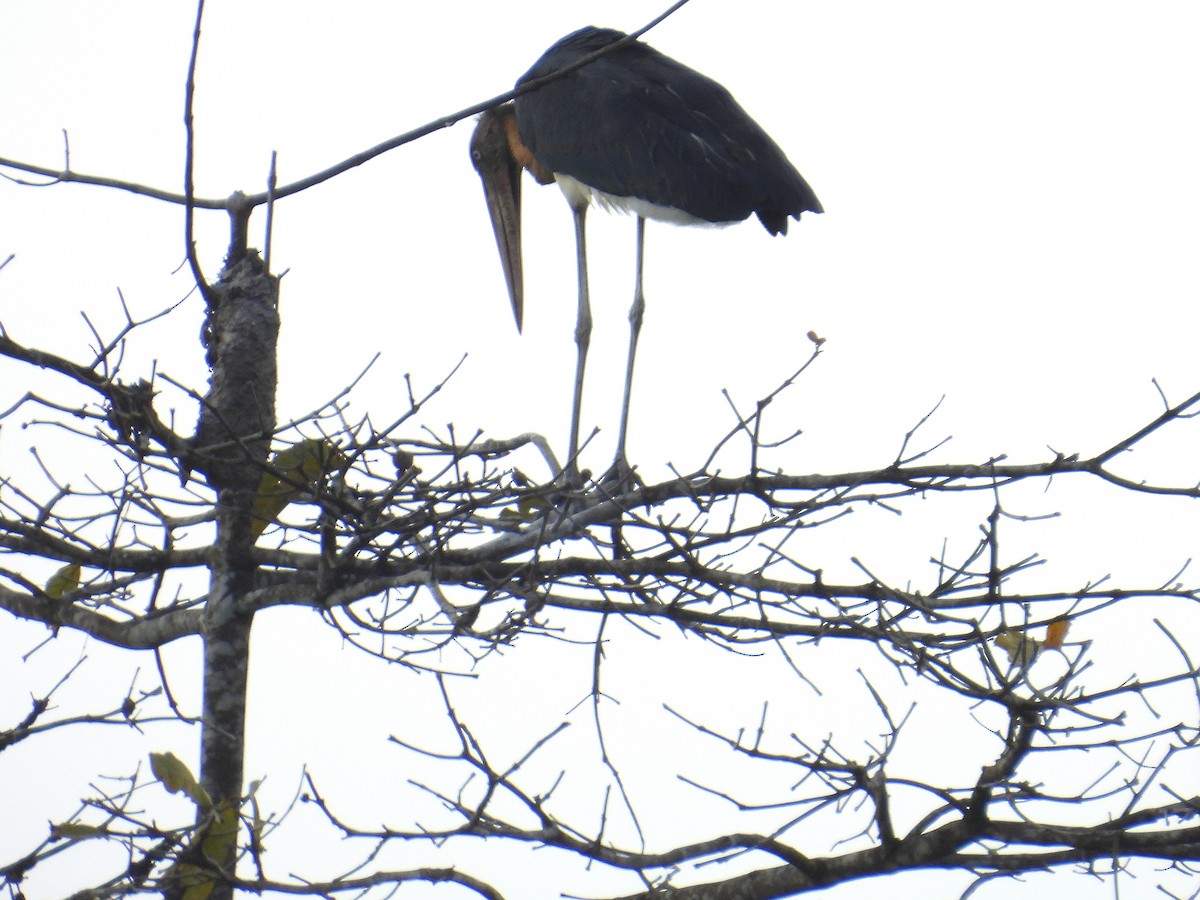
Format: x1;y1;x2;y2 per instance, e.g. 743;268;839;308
613;216;646;477
565;204;591;484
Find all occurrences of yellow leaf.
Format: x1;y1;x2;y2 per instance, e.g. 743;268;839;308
175;863;214;900
250;438;343;539
498;495;552;522
181;881;214;900
274;437;344;484
996;616;1072;668
249;475;290;540
50;822;105;840
150;751;194;793
995;629;1041;667
168;801;239;900
201;802;239;869
150;751;212;809
44;563;81;600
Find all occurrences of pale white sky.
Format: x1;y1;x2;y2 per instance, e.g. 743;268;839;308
2;2;1200;898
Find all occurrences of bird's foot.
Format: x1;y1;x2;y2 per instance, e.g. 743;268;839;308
535;459;640;523
597;454;642;495
540;463;590;517
559;462;588;492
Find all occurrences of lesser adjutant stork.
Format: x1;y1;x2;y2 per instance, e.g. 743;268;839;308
471;26;822;480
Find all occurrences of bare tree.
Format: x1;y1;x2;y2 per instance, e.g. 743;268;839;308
3;6;1200;900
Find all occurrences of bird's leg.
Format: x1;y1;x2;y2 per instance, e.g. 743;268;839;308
611;216;646;482
564;204;591;486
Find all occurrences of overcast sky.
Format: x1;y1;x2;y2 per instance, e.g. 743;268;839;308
3;2;1200;897
3;2;1199;472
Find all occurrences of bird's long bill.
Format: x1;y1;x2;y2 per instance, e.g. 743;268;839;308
470;110;524;331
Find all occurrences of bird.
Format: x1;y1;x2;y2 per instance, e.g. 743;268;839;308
470;25;822;483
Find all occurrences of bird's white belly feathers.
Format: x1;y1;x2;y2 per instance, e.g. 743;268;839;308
554;174;719;226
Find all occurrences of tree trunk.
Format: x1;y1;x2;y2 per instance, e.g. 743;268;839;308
181;251;278;900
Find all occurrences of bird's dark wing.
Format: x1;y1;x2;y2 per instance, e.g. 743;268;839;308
514;27;821;234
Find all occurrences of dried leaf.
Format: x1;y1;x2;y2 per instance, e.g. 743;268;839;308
1044;617;1070;651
